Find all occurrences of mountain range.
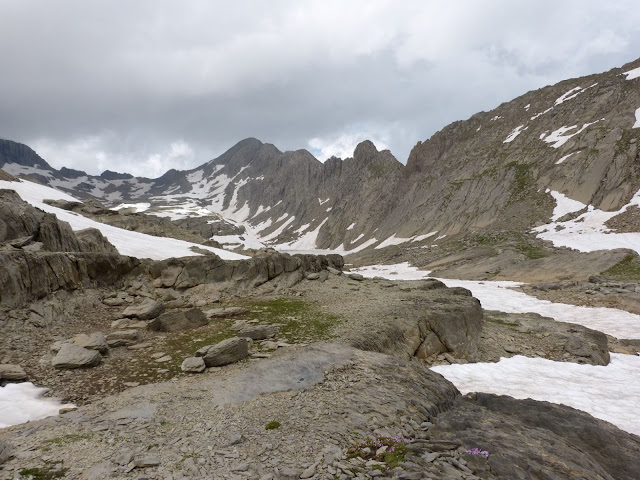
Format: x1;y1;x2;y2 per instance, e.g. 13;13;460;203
1;57;640;253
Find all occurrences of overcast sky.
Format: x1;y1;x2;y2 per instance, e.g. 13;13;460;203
1;1;639;177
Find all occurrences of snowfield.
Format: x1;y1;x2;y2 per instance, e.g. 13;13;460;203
432;353;640;436
534;187;640;255
0;179;248;261
353;262;640;435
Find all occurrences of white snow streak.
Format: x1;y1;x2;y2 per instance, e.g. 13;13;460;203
503;125;525;143
623;66;640;80
555;151;580;165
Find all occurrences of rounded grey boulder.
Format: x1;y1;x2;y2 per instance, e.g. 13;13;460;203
52;344;102;369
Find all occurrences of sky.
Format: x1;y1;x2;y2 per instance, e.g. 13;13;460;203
1;1;640;178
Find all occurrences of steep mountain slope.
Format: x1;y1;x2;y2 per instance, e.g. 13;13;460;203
2;57;639;252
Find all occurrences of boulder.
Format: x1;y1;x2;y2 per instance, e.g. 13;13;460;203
327;266;342;275
147;308;208;332
347;273;364;281
122;299;164;320
52;344;102;369
106;329;140;347
68;332;108;354
200;337;249;367
0;364;27;381
306;272;320;280
235;324;278;340
181;356;206;373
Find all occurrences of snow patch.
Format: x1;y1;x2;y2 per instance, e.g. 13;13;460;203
543;120;601;148
375;234;413;249
352;262;640;339
432;353;640;436
112;202;151;213
555;151;580;165
412;232;438;242
547;190;587;221
0;179;247;261
524;104;530;111
534;187;640;256
634;108;640;129
0;383;75;429
503;125;525;143
346;222;356;231
623;66;640;80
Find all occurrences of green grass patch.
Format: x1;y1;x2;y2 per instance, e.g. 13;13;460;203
265;420;281;430
346;436;410;471
19;467;66;479
246;298;341;343
43;433;93;445
602;254;640;281
516;243;548;259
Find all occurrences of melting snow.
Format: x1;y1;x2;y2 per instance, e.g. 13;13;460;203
543;120;601;148
351;233;365;243
503;125;525;143
112;202;151;213
623;66;640;80
490;115;502;121
547;190;586;221
555;151;580;165
346;222;356;231
534;187;640;256
432;354;640;436
375;234;413;249
280;218;328;250
318;197;330;205
352;262;640;339
412;232;438;242
0;383;75;429
524;104;530;111
352;261;640;434
0;179;247;261
634;108;640;129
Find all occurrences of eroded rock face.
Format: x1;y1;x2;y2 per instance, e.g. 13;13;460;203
52;344;102;369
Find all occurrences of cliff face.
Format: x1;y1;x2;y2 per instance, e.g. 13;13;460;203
2;57;639;251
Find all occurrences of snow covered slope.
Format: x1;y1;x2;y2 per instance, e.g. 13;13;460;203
0;179;247;261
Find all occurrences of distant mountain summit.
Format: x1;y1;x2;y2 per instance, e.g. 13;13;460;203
2;57;640;251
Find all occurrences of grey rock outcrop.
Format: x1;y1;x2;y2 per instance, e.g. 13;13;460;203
147;308;208;332
122;299;164;320
199;337;249;367
431;393;640;480
52;343;102;369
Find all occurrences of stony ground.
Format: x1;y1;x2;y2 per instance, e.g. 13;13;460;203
2;343;640;480
1;272;615;406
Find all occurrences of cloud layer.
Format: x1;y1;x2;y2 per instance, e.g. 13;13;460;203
1;0;639;176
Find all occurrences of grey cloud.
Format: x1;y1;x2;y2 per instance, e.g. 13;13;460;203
1;0;639;176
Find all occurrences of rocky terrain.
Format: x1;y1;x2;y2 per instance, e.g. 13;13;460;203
2;58;640;480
